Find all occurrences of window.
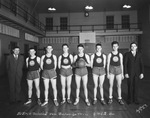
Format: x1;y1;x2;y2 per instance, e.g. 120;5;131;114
106;16;114;29
46;17;53;31
122;15;130;29
60;17;68;30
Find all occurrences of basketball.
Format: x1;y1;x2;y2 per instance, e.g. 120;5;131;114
76;59;86;67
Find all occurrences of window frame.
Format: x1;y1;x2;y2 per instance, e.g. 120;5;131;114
45;17;53;31
60;17;68;31
106;15;114;30
121;15;130;29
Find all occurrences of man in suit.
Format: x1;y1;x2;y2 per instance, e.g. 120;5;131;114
124;42;144;104
6;46;24;104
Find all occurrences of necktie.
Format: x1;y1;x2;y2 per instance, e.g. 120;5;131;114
15;55;18;60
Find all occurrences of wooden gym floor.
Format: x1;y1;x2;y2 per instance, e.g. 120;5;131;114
0;67;150;118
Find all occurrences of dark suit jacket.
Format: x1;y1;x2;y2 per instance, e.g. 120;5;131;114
6;54;24;79
124;51;144;78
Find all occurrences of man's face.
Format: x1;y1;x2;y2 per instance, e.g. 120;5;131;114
29;49;35;56
63;45;69;53
78;46;84;53
46;46;53;53
13;48;20;55
131;43;137;51
112;44;119;51
96;45;102;52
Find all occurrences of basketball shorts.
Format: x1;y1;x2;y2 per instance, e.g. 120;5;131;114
27;70;40;80
60;67;73;77
109;65;122;75
75;67;88;77
92;67;105;76
42;69;57;79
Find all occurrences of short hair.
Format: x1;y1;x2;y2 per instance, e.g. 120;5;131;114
46;45;52;48
77;44;84;48
111;41;119;47
13;46;20;50
62;43;69;48
28;47;35;51
96;43;102;47
130;42;137;48
44;45;52;52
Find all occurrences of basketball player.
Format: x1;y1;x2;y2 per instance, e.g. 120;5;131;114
73;44;91;106
40;45;59;106
58;44;73;105
107;41;124;105
24;48;41;105
91;43;106;105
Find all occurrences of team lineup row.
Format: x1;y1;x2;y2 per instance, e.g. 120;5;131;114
6;41;144;107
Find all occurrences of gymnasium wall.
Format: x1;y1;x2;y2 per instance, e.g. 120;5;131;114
39;10;137;26
39;35;137;58
39;36;79;57
39;10;138;58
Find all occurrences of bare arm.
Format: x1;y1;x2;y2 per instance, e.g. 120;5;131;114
36;57;41;64
107;53;111;74
58;55;62;69
40;55;45;70
90;54;94;68
119;53;124;79
74;55;77;63
103;54;106;68
53;55;57;70
70;54;74;64
107;53;111;79
85;54;91;67
26;57;29;68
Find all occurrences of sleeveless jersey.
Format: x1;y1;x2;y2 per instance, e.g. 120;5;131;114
43;55;55;70
110;52;121;66
93;53;104;67
28;57;39;71
61;54;71;66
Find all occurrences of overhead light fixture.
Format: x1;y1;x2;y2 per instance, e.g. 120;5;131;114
48;7;56;11
123;4;131;9
85;5;93;10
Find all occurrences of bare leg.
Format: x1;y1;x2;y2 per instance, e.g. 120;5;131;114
99;75;105;100
60;75;66;101
66;75;72;100
93;74;98;101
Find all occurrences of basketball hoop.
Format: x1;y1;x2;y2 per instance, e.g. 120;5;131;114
79;32;96;43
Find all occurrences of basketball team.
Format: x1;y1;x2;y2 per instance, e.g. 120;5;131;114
7;41;144;107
